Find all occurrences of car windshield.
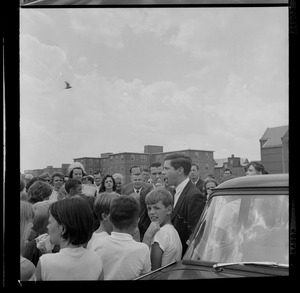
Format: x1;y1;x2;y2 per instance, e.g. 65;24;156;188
184;194;289;265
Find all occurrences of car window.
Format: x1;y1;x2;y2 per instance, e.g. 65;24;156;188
185;194;289;265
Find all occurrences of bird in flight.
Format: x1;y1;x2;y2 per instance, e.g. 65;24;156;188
65;81;72;89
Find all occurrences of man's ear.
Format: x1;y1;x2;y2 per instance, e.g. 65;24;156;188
177;166;184;175
166;205;173;215
102;213;109;221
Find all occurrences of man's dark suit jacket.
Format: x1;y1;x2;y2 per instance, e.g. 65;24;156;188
171;179;206;257
121;182;153;240
195;178;204;193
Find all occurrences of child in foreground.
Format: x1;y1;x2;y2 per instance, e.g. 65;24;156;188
143;187;182;270
91;195;151;280
32;197;104;280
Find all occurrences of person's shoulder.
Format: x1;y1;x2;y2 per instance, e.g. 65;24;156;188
142;182;153;191
160;223;178;235
135;241;150;252
122;182;133;193
20;257;35;280
92;233;111;246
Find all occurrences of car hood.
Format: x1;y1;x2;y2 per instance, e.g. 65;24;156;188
138;261;288;280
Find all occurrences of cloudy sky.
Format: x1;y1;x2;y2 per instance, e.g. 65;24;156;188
20;6;288;173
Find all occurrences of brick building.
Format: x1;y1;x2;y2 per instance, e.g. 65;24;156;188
23;145;216;184
74;145;215;184
214;154;249;183
24;163;70;178
260;125;289;174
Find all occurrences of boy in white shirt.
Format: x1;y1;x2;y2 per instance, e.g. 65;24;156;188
91;195;151;280
143;187;182;270
87;192;119;250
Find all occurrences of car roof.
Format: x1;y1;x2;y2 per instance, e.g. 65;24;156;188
215;174;289;190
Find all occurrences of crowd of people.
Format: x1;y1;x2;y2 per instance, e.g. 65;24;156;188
20;156;267;281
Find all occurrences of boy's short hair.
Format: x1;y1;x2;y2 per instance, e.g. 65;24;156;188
49;197;94;245
94;192;119;221
109;195;140;230
65;178;82;194
145;187;173;207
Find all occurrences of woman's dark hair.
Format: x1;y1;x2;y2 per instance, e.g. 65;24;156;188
26;177;39;192
69;168;85;179
49;197;94;245
245;161;267;174
99;174;116;193
81;195;100;232
164;152;192;176
27;181;53;204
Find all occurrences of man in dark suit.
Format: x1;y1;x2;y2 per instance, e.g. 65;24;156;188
164;153;206;257
189;163;204;193
122;166;153;240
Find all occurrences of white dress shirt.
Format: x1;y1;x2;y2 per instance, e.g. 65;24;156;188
174;177;189;207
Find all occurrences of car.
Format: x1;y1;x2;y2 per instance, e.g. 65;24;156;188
135;174;290;280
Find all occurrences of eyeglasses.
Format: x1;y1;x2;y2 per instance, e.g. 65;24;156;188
206;187;215;190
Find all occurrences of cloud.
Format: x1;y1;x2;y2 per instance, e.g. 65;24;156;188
19;8;288;171
20;34;67;80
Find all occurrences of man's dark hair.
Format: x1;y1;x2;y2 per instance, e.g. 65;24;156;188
164;152;192;176
129;165;142;174
65;179;82;194
191;163;200;170
150;161;162;168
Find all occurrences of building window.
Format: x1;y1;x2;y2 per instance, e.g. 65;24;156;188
195;152;199;159
121;155;124;160
205;152;209;160
110;156;113;161
131;154;135;161
115;155;118;161
89;159;93;165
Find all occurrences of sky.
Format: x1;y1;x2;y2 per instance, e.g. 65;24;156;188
19;6;289;173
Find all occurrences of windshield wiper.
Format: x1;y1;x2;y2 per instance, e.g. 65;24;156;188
213;261;288;270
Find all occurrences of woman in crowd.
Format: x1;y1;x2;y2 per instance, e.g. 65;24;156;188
32;197;104;280
27;181;53;204
98;174;117;194
20;200;35;281
22;200;59;267
203;178;219;200
245;161;268;176
57;162;86;200
48;172;64;202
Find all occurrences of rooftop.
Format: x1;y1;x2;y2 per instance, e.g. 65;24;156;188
260;125;288;148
